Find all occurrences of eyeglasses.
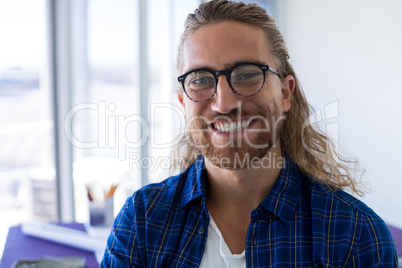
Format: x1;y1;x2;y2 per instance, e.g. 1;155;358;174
177;62;280;102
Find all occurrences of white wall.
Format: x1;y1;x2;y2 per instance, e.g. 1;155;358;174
275;0;402;227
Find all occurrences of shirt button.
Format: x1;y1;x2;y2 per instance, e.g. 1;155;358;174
198;227;205;235
272;215;278;220
253;239;257;246
194;207;201;213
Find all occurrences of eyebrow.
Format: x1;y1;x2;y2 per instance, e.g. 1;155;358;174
183;59;268;74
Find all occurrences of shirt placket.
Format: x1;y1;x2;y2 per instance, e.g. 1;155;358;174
246;207;276;268
192;201;210;266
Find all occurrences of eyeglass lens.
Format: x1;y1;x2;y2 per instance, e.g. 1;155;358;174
183;64;264;102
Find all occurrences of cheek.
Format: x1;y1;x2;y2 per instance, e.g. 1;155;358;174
253;92;282;110
184;100;207;119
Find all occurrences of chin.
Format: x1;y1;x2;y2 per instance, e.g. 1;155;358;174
203;142;275;170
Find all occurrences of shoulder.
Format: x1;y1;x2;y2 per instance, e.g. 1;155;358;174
127;171;188;216
306;180;398;265
129;158;205;216
307;180;375;217
307;179;388;232
112;172;187;231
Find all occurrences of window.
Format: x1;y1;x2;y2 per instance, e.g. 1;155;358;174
0;0;56;254
70;0;142;223
69;0;201;223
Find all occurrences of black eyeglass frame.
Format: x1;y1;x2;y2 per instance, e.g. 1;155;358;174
177;62;281;102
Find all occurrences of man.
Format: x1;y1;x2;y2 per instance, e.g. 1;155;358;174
101;1;398;267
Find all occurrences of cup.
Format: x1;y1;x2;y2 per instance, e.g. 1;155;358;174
89;197;114;227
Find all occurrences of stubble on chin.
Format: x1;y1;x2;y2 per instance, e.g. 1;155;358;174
186;105;286;170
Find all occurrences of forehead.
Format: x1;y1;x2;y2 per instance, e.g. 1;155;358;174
181;21;274;72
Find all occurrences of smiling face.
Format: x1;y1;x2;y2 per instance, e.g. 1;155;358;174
179;21;294;169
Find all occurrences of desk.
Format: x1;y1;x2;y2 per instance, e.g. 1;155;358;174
388;224;402;257
1;223;99;268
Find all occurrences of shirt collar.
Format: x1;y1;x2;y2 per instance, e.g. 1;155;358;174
178;155;302;225
178;156;206;209
258;156;301;225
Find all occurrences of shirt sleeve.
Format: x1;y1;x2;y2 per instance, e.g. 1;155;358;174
100;194;144;268
348;213;399;267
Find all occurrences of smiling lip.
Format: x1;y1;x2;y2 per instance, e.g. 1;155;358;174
210;118;256;134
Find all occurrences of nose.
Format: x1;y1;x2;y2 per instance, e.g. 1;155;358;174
210;75;242;114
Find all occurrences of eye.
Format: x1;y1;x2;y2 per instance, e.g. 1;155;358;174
190;76;214;85
231;64;263;84
185;71;215;89
236;71;260;80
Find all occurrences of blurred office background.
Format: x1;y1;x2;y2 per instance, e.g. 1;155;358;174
0;0;401;258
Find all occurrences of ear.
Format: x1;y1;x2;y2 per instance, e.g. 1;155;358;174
178;92;185;108
281;75;295;112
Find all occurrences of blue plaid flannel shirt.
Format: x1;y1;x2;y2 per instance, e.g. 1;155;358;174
100;156;398;267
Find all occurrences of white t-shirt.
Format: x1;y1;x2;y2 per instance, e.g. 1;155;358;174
199;215;246;268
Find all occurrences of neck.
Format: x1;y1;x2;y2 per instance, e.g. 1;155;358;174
205;142;284;212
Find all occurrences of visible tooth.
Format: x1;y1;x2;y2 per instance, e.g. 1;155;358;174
215;121;254;132
230;122;236;131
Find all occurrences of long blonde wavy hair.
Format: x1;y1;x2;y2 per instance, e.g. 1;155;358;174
172;0;364;195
